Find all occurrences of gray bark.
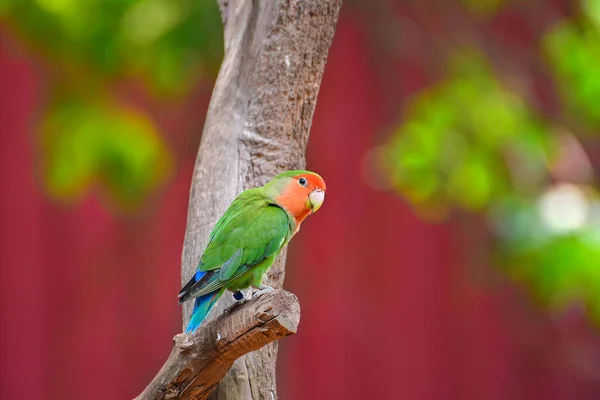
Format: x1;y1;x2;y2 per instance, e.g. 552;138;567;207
135;290;300;400
179;0;341;399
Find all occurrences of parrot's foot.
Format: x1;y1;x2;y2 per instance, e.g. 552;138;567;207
224;289;251;315
252;285;274;299
223;287;272;315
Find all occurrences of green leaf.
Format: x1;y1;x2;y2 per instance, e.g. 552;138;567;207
381;50;552;214
41;99;173;208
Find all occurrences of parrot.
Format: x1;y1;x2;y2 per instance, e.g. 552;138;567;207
178;170;326;333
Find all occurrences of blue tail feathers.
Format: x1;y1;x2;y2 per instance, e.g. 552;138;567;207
185;289;223;334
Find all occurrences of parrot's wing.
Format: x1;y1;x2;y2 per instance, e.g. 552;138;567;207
178;197;291;303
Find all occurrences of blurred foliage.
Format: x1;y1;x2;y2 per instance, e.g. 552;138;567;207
545;0;600;127
492;187;600;324
382;51;553;214
40;99;173;207
0;0;223;209
0;0;223;93
382;26;600;324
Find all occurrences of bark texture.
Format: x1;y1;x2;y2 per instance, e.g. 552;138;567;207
135;291;300;400
179;0;342;399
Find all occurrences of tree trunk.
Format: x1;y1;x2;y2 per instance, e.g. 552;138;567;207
136;0;341;399
180;1;341;399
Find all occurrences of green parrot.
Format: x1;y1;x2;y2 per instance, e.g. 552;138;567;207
178;170;326;333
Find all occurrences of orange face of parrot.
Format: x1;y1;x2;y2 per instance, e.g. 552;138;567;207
275;172;326;229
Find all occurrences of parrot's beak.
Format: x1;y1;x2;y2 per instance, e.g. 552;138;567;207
308;188;325;213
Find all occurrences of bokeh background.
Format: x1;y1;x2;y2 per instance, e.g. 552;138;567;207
2;0;600;399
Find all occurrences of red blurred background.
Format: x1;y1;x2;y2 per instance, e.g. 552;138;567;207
2;1;600;399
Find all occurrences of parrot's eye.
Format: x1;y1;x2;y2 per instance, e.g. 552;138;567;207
298;177;308;187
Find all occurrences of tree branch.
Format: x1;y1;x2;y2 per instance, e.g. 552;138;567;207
135;290;300;400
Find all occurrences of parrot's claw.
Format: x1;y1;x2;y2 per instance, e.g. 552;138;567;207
223;287;272;315
252;285;274;299
224;289;252;315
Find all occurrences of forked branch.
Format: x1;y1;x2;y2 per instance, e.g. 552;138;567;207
135;290;300;400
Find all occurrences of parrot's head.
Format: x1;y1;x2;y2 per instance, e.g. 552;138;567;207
267;170;326;225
